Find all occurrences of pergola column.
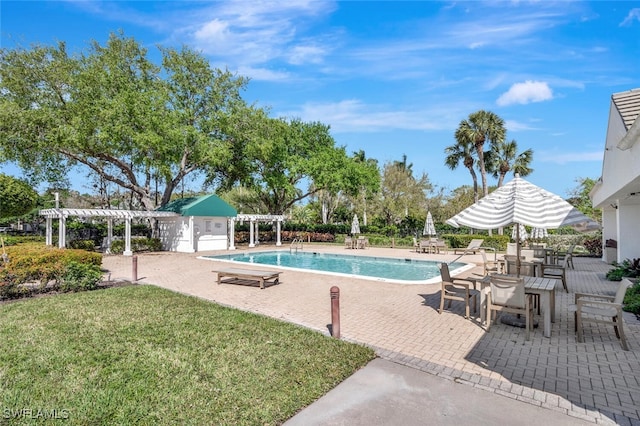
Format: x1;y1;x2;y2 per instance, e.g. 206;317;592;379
45;217;52;246
106;218;113;254
249;220;255;248
58;212;66;249
254;221;260;246
187;216;196;253
276;220;282;246
228;218;236;250
124;217;132;256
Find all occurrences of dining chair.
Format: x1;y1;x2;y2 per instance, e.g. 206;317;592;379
438;263;479;319
480;249;500;275
504;255;536;277
486;275;534;340
556;243;576;269
541;256;569;292
570;279;632;350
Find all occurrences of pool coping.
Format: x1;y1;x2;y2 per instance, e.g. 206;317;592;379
199;249;476;285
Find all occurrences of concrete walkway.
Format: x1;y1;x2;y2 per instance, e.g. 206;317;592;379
102;245;640;425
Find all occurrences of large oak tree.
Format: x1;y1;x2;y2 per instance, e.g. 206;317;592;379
0;32;249;210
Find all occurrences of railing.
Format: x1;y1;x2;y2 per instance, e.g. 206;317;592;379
290;238;303;253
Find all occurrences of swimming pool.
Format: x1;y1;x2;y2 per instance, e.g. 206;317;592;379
202;250;473;284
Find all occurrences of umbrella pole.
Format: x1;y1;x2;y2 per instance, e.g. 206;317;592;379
516;224;521;277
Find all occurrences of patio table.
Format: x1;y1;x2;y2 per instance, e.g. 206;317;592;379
478;275;559;338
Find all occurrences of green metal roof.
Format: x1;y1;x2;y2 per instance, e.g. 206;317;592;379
156;194;237;217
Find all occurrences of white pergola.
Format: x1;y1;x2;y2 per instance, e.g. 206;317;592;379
231;214;286;249
40;208;179;256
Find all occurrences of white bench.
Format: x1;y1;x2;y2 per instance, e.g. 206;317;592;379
216;268;282;289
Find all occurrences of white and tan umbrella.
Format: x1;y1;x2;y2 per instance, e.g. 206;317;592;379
423;211;436;236
446;174;600;275
351;214;361;236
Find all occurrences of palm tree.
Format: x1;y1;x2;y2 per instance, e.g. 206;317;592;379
486;139;534;187
444;136;479;202
455;110;506;197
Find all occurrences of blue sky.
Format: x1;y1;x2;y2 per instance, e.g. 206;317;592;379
2;1;640;198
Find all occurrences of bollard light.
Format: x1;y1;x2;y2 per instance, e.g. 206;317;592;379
330;286;340;339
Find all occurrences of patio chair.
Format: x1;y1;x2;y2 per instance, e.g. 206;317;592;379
438;262;479;319
504;255;536;276
433;238;448;254
357;236;368;249
412;237;420;252
540;256;569;292
480;249;500;275
345;236;353;249
486;275;534;340
570;278;632;350
453;238;484;255
556;243;576;269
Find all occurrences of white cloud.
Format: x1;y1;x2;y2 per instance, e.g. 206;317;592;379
497;81;553;106
538;151;602;164
278;100;459;133
620;8;640;26
504;119;538;132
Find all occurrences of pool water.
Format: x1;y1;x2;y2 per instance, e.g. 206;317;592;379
203;250;472;284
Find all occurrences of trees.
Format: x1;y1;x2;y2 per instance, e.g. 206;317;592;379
454;110;506;198
567;177;601;222
486;139;533;187
213;113;378;216
0;32;250;210
0;174;38;218
375;159;432;226
444;136;479;202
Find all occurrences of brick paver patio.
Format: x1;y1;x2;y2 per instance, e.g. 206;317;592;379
102;245;640;425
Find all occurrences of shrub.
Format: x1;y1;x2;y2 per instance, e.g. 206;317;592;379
623;280;640;315
606;258;640;281
68;239;97;251
582;236;603;257
59;261;103;292
110;238;162;254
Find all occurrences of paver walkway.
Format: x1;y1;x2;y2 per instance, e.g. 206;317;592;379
102;245;640;425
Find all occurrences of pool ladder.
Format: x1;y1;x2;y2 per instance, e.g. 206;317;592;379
290;238;303;253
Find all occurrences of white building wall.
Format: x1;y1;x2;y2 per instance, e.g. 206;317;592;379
592;105;640;207
601;208;618;263
157;216;229;253
194;217;229;251
617;204;640;263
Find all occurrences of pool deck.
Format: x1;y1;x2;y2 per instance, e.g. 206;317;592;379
101;244;640;425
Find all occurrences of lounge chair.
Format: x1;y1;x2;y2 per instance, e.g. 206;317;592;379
453;238;484;255
570;278;632;350
438;262;479;319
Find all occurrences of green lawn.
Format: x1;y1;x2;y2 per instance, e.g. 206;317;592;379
0;285;375;425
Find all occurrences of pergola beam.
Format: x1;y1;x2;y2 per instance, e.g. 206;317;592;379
40;208;179;255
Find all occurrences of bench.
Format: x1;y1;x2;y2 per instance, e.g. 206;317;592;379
216;268;282;289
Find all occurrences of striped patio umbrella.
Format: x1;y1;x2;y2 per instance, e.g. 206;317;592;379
531;227;548;240
423;211;436;236
511;223;528;242
446;174;600;275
